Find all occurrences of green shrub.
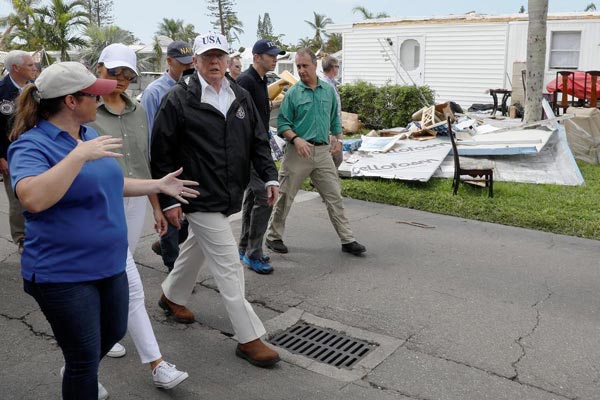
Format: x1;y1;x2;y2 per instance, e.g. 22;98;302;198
338;81;435;130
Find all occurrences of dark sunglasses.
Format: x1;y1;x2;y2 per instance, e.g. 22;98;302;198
107;67;137;81
74;92;101;102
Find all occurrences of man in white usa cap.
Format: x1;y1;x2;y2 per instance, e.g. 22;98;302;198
151;32;281;368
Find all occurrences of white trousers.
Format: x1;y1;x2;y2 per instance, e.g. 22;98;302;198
123;196;161;364
162;211;266;344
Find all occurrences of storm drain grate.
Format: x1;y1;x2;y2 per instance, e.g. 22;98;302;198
269;321;378;369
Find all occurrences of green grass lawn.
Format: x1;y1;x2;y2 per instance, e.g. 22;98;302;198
303;161;600;241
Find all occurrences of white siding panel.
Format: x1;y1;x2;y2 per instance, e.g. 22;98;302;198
506;20;600;93
423;24;508;107
341;22;509;109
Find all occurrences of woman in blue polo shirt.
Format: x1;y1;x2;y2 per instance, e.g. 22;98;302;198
7;62;198;400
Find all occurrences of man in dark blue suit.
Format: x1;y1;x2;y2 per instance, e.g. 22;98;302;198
1;50;37;253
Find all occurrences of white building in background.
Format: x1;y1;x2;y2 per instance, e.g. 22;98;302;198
327;12;600;108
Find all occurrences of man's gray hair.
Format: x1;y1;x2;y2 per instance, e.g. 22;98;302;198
295;48;317;64
322;55;338;72
5;50;30;72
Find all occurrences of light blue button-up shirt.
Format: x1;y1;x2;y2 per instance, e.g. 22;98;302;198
141;71;176;145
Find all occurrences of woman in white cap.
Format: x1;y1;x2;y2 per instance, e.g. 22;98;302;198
7;61;198;400
88;43;189;389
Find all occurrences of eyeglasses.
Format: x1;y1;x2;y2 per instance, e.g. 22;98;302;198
74;92;101;102
106;67;137;81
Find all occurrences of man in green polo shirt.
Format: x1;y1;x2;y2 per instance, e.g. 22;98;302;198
265;48;366;256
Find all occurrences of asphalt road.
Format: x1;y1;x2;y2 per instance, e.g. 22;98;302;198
1;188;599;400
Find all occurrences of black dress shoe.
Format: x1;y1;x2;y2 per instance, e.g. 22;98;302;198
266;239;288;254
341;241;366;256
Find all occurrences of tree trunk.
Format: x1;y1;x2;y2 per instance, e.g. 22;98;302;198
524;0;549;123
218;0;225;36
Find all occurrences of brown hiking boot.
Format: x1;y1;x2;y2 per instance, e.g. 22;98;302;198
158;294;195;324
236;338;280;368
151;240;162;256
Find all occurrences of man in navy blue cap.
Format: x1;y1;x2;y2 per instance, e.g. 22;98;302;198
237;39;285;275
142;40;194;272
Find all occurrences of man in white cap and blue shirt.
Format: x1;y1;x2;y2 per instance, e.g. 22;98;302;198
151;32;281;368
142;40;194;273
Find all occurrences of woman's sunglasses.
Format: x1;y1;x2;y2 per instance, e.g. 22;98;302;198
74;92;101;102
107;67;137;82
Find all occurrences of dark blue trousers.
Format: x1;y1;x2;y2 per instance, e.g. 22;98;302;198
24;271;129;399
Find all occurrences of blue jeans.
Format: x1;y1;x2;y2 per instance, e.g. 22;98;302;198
160;219;189;270
24;272;129;400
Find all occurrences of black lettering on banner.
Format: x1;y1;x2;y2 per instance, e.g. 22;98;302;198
352;159;440;174
389;142;450;154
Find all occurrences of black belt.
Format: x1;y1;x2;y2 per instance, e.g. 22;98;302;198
306;140;328;146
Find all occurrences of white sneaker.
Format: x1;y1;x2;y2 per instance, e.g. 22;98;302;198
60;366;109;399
106;343;126;358
97;383;109;400
152;361;189;389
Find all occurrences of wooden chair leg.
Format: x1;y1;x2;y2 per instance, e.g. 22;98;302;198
452;175;459;195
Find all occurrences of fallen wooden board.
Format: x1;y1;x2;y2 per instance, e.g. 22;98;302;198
455;128;553;155
343;138;451;182
434;126;584;186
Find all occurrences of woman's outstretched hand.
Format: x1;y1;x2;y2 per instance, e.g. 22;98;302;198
159;167;199;204
74;136;123;161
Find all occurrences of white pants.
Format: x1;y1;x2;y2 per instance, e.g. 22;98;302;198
162;211;266;344
123;196;161;364
123;196;148;252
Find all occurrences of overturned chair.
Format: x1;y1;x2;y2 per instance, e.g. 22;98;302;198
447;117;494;198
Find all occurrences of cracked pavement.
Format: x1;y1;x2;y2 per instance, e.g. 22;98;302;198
1;190;599;399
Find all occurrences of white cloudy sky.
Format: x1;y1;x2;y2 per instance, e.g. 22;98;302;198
2;0;596;47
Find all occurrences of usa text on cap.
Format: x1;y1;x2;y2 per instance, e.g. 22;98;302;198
193;33;229;55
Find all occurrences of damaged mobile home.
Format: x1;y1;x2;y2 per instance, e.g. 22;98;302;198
327;12;600;109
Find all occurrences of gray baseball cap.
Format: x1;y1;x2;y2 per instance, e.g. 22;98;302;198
36;62;117;99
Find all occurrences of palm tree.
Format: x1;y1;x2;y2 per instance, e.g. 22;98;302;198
296;37;314;50
585;2;597;11
304;12;332;51
0;0;41;50
524;0;548;123
224;12;244;46
38;0;89;61
352;6;389;19
156;18;196;42
149;34;163;71
80;24;137;66
324;33;342;53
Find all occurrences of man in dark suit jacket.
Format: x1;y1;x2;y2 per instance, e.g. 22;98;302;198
1;50;37;253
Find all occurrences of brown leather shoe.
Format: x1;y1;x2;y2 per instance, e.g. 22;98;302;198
158;294;195;324
236;339;280;368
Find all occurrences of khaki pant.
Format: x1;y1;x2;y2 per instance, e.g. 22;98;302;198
162;211;266;344
266;144;355;244
2;172;25;244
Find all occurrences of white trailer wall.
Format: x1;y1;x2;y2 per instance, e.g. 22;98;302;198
340;21;508;108
333;14;600;110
